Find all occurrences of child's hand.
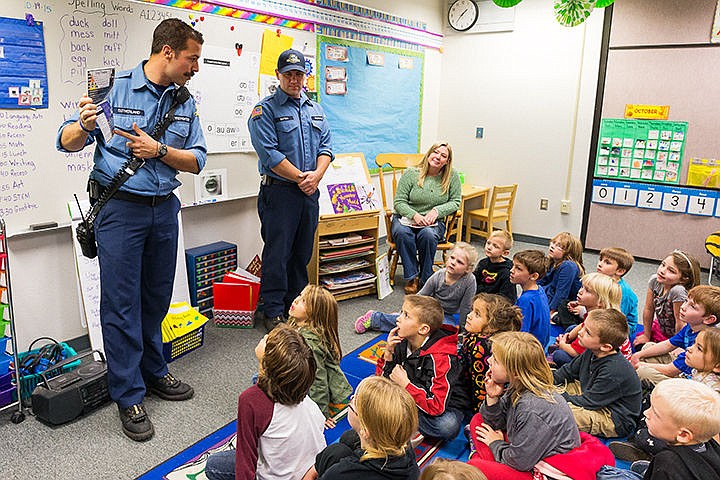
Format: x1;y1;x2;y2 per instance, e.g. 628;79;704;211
484;372;506;399
324;417;336;429
389;364;410;388
567;301;582;315
630;352;642;368
557;333;568;346
384;327;402;359
633;333;649;347
301;465;319;480
475;422;505;446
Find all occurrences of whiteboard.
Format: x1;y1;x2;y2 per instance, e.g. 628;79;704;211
0;0;314;235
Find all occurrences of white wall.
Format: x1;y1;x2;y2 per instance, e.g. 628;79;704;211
5;0;445;347
439;0;605;239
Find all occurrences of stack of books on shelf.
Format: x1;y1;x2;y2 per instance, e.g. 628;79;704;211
320;271;376;292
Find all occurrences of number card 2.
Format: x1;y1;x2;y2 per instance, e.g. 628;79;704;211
637;189;663;210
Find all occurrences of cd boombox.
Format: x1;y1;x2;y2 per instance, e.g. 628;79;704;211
31;350;111;425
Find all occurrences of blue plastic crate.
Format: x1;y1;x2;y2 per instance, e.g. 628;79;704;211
0;352;11;376
0;336;8;352
0;385;16;408
0;371;12;390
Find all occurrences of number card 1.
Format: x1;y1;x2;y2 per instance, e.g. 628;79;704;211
613;185;638;206
661;189;689;213
687;191;715;216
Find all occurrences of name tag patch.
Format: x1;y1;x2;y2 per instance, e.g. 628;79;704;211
174;115;191;123
311;115;324;121
113;107;144;116
275;116;292;122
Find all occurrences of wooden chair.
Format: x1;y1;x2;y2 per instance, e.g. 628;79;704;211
376;153;423;285
434;211;459;268
464;184;518;242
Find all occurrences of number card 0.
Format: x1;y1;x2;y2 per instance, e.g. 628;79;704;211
592;183;614;204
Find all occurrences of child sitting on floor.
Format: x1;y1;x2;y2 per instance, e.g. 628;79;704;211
601;379;720;480
309;376;420;480
468;331;612;480
205;324;325;480
420;459;487;480
632;285;720;386
474;230;517;303
549;272;629;367
538;232;585;328
356;242;478;333
510;250;550;348
596;247;639;337
634;250;701;348
377;295;470;442
611;326;720;462
458;293;523;412
553;309;642;438
288;284;352;428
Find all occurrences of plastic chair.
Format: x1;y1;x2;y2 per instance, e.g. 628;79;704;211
464;184;518;242
706;231;720;285
376;153;424;285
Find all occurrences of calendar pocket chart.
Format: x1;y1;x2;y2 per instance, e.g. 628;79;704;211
591;179;719;217
594;119;688;185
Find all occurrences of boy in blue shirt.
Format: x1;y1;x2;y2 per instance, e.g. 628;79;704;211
596;247;639;337
510;250;550;349
631;285;720;385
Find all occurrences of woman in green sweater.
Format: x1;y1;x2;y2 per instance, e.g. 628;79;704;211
392;142;462;293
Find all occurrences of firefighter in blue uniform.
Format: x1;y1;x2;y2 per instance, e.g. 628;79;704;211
248;49;333;332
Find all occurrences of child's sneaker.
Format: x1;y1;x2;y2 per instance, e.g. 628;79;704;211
354;310;374;334
609;441;652;462
410;431;425;447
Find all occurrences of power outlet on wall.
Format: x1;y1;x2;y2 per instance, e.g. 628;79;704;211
539;198;549;210
560;200;571;214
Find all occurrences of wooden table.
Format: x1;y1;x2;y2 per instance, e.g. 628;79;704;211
452;184;490;242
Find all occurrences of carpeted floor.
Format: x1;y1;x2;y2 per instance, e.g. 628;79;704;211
138;333;470;479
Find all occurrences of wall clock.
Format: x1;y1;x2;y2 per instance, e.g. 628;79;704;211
448;0;479;32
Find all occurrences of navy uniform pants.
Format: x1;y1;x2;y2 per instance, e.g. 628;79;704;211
257;182;319;318
95;195;179;408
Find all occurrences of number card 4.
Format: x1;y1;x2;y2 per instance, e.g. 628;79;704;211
687;192;715;216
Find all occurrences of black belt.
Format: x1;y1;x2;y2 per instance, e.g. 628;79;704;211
261;175;295;186
112;190;173;206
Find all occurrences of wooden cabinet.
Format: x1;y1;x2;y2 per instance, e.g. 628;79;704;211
308;212;380;301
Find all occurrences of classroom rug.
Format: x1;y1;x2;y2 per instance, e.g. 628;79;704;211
138;333;468;480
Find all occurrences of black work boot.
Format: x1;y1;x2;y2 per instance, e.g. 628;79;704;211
119;403;154;442
146;373;194;401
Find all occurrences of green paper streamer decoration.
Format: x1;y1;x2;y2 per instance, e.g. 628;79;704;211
492;0;523;7
554;0;595;27
595;0;615;7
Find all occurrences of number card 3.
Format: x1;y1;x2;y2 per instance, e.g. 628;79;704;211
661;190;688;213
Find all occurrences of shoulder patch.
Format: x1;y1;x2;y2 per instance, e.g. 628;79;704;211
251;106;263;119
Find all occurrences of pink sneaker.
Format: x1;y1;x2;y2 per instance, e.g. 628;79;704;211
354;310;374;334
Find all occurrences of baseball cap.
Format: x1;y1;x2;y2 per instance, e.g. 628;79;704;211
277;49;306;74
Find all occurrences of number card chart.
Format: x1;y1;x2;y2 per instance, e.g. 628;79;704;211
592;179;718;217
595;119;688;185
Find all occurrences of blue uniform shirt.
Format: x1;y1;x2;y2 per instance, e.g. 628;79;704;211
247;87;332;180
56;61;207;196
669;324;700;375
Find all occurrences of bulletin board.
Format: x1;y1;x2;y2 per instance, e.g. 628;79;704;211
583;0;720;267
0;0;313;236
317;36;424;171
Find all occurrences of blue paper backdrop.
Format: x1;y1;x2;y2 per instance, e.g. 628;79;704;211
0;17;48;109
318;37;423;170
